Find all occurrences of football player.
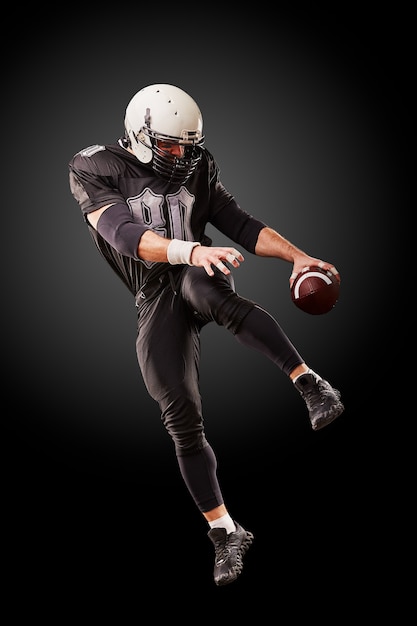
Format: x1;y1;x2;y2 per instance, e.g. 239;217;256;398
69;84;344;586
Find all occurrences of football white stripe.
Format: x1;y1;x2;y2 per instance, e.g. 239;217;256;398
293;271;332;299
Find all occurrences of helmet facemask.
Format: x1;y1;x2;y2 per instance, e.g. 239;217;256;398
142;123;204;184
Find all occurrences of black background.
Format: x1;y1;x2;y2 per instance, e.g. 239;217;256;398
4;9;410;617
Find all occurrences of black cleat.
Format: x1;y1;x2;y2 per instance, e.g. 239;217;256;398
295;373;344;431
208;522;254;586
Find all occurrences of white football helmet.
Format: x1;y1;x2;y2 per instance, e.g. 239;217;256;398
124;84;204;184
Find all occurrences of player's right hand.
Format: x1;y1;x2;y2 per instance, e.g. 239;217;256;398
190;246;244;276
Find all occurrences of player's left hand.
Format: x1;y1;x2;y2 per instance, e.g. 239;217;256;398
289;256;340;288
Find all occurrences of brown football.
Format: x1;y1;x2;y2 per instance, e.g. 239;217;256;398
290;266;340;315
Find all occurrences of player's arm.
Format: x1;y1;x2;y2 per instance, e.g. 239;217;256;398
86;204;114;229
88;203;243;275
137;231;244;275
254;226;307;262
87;203;148;261
255;226;340;286
87;203;168;261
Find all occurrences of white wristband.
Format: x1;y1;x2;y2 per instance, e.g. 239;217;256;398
167;239;201;265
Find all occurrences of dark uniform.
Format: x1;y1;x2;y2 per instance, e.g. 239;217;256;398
69;139;302;513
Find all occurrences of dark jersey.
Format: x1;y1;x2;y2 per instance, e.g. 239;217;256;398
69;140;266;296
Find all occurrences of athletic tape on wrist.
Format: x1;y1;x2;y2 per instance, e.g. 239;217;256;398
167;239;201;265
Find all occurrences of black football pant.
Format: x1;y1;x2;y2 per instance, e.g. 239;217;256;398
135;266;303;513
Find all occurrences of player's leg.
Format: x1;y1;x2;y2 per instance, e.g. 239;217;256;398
234;305;344;429
181;266;301;372
136;278;224;511
181;266;344;430
137;273;254;586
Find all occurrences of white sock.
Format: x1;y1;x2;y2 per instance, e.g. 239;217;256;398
293;368;321;384
209;514;236;534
